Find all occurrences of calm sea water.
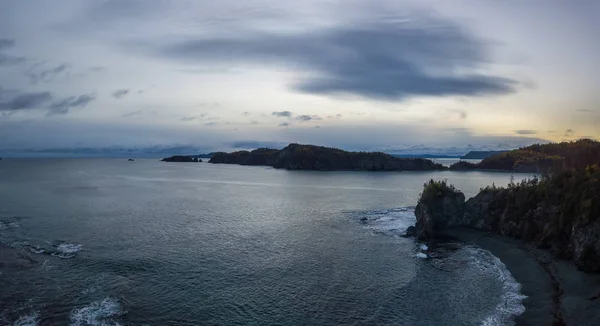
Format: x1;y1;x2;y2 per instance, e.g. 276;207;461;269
0;159;531;325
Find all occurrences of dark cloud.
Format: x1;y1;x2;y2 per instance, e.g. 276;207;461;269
272;111;292;118
0;91;52;112
279;122;290;127
295;114;322;121
27;64;70;84
0;88;94;115
46;94;95;115
547;130;557;134
112;89;130;99
242;111;251;116
152;15;518;101
514;129;537;135
564;128;575;137
0;39;15;50
180;116;197;121
205;121;218;126
0;38;26;65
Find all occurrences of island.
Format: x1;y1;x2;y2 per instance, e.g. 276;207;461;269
209;143;446;171
450;138;600;172
459;150;506;159
161;155;202;163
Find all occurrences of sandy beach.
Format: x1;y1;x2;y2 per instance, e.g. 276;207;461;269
445;228;600;326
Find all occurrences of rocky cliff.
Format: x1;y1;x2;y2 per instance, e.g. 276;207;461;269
414;169;600;273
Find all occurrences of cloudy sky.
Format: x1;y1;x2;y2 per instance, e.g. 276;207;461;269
0;0;599;156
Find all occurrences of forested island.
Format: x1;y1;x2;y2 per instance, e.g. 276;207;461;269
208;143;446;171
161;155;202;162
450;139;600;172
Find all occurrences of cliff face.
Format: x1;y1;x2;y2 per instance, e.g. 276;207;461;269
414;170;600;273
209;144;446;171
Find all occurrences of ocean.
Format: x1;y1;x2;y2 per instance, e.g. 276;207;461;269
0;159;532;325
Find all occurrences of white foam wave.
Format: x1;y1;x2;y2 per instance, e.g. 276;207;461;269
415;252;428;259
56;243;82;254
0;220;20;230
462;246;527;326
420;244;428;251
27;245;45;254
13;311;38;326
70;298;123;326
354;207;416;236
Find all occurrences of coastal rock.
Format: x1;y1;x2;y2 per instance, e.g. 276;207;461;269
404;226;416;237
414;180;465;239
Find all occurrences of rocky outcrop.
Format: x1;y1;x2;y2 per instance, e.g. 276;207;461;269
413;172;600;273
414;180;465;240
209;143;447;171
161;156;201;162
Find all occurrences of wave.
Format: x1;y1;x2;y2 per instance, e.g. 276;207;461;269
0;219;20;230
70;297;124;326
18;241;82;259
56;243;83;254
350;207;526;325
463;246;527;326
12;311;38;326
350;207;416;236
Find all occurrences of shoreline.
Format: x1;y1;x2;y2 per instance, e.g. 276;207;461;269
443;228;600;326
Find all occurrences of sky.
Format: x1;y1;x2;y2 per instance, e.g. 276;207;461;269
0;0;599;156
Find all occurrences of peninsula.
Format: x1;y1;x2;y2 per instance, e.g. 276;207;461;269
410;139;600;325
450;139;600;173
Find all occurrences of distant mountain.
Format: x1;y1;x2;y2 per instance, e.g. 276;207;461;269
460;151;506;159
209;143;446;171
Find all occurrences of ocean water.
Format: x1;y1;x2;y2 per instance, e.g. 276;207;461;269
0;159;532;325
